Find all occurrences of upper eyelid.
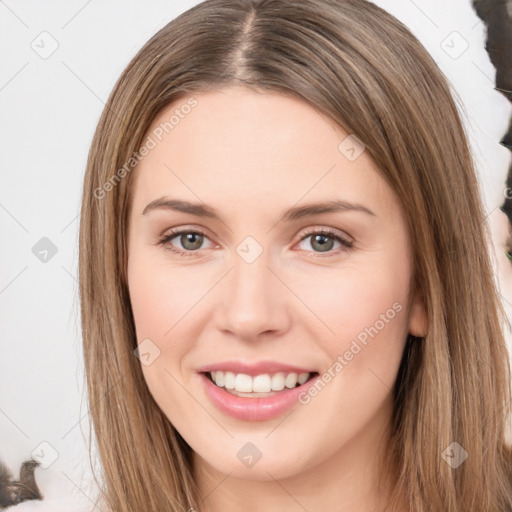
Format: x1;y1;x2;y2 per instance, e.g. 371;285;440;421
163;230;352;262
161;226;352;248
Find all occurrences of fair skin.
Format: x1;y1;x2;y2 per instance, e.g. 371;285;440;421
126;86;427;512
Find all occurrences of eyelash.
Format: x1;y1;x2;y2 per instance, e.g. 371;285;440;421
157;227;353;258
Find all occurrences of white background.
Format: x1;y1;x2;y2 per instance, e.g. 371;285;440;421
1;1;510;510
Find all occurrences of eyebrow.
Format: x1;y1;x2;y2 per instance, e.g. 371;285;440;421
142;197;376;222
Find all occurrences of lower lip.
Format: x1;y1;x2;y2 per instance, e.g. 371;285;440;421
199;373;319;421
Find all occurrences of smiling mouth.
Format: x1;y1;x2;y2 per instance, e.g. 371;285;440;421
203;370;319;398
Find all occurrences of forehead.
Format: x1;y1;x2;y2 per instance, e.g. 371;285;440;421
130;87;392;216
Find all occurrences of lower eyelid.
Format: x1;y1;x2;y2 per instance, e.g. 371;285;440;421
159;229;353;255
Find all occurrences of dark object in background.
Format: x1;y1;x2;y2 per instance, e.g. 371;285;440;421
472;0;512;256
0;459;42;509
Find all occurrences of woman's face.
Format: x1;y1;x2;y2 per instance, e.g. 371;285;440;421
126;86;427;482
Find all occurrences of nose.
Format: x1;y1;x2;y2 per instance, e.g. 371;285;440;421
215;250;291;341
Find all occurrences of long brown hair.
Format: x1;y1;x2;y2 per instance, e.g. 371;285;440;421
78;0;512;510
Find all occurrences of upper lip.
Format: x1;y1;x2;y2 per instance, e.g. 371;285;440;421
197;360;317;376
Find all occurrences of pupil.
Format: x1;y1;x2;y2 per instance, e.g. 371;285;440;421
313;234;333;252
182;233;202;250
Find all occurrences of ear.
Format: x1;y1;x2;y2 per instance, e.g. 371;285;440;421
408;279;428;337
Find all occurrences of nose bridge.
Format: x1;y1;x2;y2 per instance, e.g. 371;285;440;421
218;245;287;338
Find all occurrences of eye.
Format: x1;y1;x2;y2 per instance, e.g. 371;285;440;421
296;228;353;257
158;228;214;257
158;227;354;258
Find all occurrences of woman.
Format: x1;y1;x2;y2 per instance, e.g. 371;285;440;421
78;0;512;510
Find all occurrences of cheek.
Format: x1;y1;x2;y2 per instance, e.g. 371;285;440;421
127;252;203;403
291;257;409;335
127;253;200;421
128;240;411;360
128;248;201;342
291;264;410;445
295;256;411;382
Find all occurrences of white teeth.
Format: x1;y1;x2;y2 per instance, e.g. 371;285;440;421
210;371;312;393
271;372;286;391
285;373;298;389
235;373;253;393
298;372;309;385
224;371;235;389
252;374;272;393
214;371;225;387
